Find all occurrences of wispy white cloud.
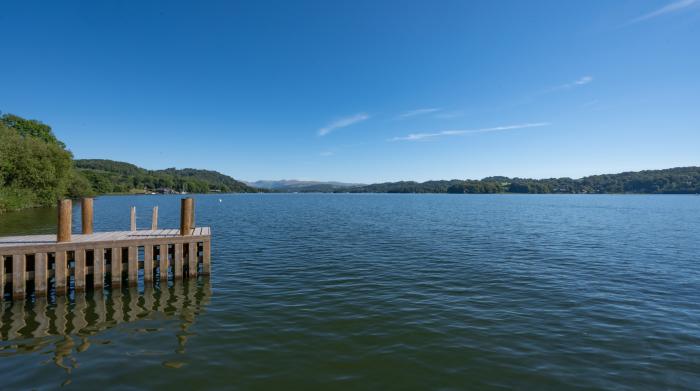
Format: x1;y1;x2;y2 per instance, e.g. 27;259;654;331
628;0;698;24
552;76;593;91
397;108;442;119
320;151;334;156
318;113;369;136
390;122;550;142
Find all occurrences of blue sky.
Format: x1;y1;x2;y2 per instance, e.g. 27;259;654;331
1;1;698;183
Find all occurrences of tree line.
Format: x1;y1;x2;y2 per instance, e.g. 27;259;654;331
75;159;258;194
337;167;700;194
0;113;258;212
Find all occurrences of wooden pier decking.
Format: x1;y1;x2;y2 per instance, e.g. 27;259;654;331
0;197;211;301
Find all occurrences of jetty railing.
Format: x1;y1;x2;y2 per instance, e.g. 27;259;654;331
0;197;211;301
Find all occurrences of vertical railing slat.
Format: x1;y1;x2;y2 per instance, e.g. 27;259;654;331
35;252;48;297
12;254;26;299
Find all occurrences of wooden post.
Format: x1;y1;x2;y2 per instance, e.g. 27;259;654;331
35;253;47;296
57;199;72;242
151;206;158;230
55;250;68;295
75;249;86;292
159;244;169;281
81;198;94;234
112;247;122;287
187;243;197;277
94;248;104;289
144;245;153;282
174;243;183;279
0;255;5;300
12;254;26;299
128;246;138;286
130;206;137;231
180;198;194;235
202;239;211;275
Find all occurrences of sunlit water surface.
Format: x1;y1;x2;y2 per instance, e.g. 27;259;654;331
1;194;699;390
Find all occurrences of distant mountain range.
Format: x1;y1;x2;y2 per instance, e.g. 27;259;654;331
247;180;365;192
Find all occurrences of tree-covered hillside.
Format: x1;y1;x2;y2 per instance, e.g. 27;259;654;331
76;159;259;194
341;167;700;194
0;113;259;212
0;114;92;212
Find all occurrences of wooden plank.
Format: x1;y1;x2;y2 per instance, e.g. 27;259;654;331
94;248;104;289
174;243;183;279
128;246;138;286
111;247;122;288
0;229;212;253
35;252;48;296
144;244;153;282
75;249;86;292
159;243;169;281
187;242;197;278
202;239;211;275
0;255;5;300
12;254;26;299
0;227;211;248
55;250;68;295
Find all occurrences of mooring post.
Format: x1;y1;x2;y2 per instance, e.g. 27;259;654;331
81;197;94;234
130;206;137;231
57;199;72;242
151;206;158;230
180;198;194;235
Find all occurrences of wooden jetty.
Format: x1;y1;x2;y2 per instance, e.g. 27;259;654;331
0;197;211;301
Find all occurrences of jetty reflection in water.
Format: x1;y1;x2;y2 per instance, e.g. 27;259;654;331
0;278;211;374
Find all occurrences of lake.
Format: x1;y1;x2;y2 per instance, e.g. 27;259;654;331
1;194;699;390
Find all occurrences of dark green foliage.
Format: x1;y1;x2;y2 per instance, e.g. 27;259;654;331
0;116;75;212
1;113;259;213
75;159;259;194
0;113;66;147
340;167;700;194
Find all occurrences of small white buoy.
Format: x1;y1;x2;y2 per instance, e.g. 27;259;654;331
219;199;223;203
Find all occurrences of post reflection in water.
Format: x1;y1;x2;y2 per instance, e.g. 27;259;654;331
0;278;211;376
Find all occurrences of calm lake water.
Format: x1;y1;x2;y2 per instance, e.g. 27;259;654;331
1;194;699;390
